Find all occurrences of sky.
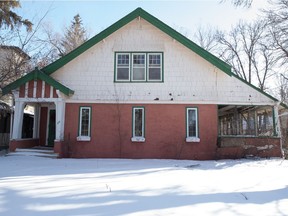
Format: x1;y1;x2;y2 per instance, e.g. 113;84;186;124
16;0;270;39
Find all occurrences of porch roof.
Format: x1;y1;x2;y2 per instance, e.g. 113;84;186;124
1;68;74;96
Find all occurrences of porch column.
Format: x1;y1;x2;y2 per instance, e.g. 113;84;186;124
55;100;65;141
33;104;40;139
273;103;281;137
12;100;25;139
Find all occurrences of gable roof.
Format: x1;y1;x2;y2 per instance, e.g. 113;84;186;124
2;68;74;96
39;7;232;76
1;7;280;103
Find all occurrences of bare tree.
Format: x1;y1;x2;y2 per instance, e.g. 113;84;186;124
220;0;253;7
215;20;276;90
193;25;218;53
264;0;288;67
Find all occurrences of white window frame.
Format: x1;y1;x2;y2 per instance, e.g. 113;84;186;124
115;52;163;82
147;53;162;81
131;107;145;142
186;108;200;142
77;106;91;141
132;53;146;82
115;53;130;82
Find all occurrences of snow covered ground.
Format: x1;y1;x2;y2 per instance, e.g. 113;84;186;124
0;154;287;216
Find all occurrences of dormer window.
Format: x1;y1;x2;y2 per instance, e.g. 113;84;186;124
115;52;163;82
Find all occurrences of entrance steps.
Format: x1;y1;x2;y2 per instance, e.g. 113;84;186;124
7;146;59;158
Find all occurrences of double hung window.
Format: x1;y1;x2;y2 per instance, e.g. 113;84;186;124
78;107;91;141
115;52;162;82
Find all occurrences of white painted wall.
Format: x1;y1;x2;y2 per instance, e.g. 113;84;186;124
52;18;276;105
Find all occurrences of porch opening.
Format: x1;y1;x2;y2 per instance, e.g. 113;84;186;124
218;105;276;137
217;105;282;159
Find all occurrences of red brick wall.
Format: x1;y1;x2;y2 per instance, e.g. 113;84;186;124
62;103;218;160
9;139;39;151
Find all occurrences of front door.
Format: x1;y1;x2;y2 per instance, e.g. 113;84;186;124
47;109;56;146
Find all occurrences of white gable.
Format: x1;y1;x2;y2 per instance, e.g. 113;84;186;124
52;18;276;105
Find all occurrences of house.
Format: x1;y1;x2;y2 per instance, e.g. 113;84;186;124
1;8;283;159
0;45;31;106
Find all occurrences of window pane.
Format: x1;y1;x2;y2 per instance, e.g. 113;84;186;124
117;54;129;66
149;54;161;66
133;54;145;65
117;68;129;80
133;68;145;80
188;109;197;137
148;68;161;80
134;108;143;137
80;108;90;136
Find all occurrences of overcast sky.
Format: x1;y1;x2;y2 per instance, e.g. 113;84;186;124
17;0;269;38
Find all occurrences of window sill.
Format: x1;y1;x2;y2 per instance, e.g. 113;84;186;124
131;137;145;142
186;137;200;143
77;136;91;141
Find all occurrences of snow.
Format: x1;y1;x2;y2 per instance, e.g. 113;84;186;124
0;155;287;216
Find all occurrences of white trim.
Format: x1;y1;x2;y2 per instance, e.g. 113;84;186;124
131;137;145;142
16;97;64;103
65;99;277;106
50;86;54;98
77;136;91;141
186;137;200;143
33;81;37;98
25;82;28;98
41;81;45;98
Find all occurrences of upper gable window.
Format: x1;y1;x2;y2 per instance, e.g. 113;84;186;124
115;52;163;82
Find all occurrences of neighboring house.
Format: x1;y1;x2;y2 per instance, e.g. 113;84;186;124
1;8;284;159
0;45;30;106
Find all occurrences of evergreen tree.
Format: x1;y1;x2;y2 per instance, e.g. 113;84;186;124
60;14;87;56
0;0;32;31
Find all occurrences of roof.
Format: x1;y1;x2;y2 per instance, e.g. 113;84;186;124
0;7;279;103
0;45;30;60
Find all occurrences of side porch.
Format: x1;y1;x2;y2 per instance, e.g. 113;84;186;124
216;104;283;159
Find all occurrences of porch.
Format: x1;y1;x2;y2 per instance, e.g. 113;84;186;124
216;104;282;159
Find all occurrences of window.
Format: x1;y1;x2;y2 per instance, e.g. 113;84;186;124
115;52;163;82
78;107;91;141
132;54;146;81
186;108;200;142
116;53;130;81
148;53;162;81
132;107;145;142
